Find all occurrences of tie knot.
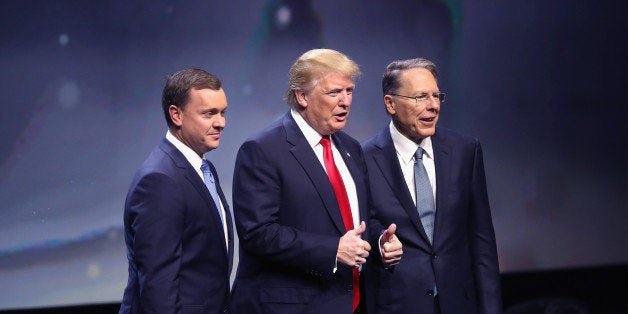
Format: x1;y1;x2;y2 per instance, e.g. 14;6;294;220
415;147;424;161
320;135;331;147
200;159;210;173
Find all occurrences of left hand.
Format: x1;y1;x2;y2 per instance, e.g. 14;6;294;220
379;223;403;267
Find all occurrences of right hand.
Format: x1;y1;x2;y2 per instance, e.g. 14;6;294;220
337;221;371;267
380;223;403;267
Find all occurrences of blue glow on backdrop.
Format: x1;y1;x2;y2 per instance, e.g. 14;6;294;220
0;0;625;310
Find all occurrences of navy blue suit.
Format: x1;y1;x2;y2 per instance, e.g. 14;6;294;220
120;139;234;314
362;126;502;314
230;112;369;314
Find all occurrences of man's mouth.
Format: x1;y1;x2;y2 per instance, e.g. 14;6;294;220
335;112;348;120
419;116;437;125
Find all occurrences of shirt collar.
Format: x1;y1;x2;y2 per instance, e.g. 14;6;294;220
291;108;325;148
166;130;205;171
389;120;434;163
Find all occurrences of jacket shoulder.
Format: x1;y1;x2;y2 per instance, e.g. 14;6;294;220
433;126;480;146
361;127;388;156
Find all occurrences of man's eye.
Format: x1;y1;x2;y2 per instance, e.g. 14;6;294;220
417;94;429;101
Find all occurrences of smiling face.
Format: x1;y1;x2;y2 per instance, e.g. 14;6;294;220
386;67;440;144
169;87;227;156
296;71;355;135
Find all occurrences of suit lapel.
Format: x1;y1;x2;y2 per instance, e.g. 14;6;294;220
213;167;235;271
431;128;452;247
373;129;431;246
283;114;347;234
159;139;231;258
160;140;208;202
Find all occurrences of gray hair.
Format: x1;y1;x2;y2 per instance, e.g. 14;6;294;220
382;58;437;96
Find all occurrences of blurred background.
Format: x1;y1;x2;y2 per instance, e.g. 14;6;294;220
0;0;625;313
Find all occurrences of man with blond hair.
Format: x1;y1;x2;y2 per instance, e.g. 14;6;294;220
231;49;402;314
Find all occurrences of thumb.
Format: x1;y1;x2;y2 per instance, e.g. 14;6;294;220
382;223;397;243
353;221;366;236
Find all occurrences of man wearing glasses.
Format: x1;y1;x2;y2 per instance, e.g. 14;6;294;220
362;58;502;314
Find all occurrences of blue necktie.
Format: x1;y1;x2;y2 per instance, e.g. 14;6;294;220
201;159;225;225
414;147;436;244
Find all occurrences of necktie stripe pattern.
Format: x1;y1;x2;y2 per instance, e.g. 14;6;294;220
414;147;436;244
319;135;360;313
201;160;225;225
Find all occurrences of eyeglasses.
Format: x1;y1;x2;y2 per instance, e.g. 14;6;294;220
390;92;446;104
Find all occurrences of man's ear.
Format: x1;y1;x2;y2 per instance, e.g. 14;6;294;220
384;95;396;115
295;90;308;109
169;105;183;127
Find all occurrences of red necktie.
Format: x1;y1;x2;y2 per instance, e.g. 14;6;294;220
320;135;360;312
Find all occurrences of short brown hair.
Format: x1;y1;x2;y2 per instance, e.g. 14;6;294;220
162;68;222;127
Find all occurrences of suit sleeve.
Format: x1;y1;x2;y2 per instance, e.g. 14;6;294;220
357;143;393;269
126;172;184;313
364;162;389;268
469;140;503;314
233;140;339;275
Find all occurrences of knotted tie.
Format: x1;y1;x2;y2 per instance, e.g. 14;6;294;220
201;159;225;225
414;147;436;244
320;135;360;312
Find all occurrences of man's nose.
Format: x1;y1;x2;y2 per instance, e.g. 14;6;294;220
338;91;351;106
214;115;226;128
426;96;440;110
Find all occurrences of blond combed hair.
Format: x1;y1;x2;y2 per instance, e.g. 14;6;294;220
285;48;361;107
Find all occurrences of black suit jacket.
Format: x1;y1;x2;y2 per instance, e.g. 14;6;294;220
120;139;234;314
230;112;369;314
362;126;502;314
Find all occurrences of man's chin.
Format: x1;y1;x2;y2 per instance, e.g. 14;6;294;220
331;122;347;133
205;142;220;152
410;128;435;142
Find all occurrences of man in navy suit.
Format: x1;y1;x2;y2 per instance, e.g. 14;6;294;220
120;68;233;313
230;49;402;314
362;58;502;314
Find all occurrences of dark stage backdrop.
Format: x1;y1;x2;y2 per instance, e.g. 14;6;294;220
0;0;625;310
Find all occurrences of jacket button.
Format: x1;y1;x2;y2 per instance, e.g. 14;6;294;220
432;253;437;259
346;285;352;292
426;289;434;297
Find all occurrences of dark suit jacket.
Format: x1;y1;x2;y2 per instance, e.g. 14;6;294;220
120;139;234;314
362;126;502;314
230;112;369;314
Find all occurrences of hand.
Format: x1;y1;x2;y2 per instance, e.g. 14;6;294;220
379;223;403;267
337;221;372;268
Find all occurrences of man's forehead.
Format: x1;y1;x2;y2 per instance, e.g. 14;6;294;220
317;73;354;87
